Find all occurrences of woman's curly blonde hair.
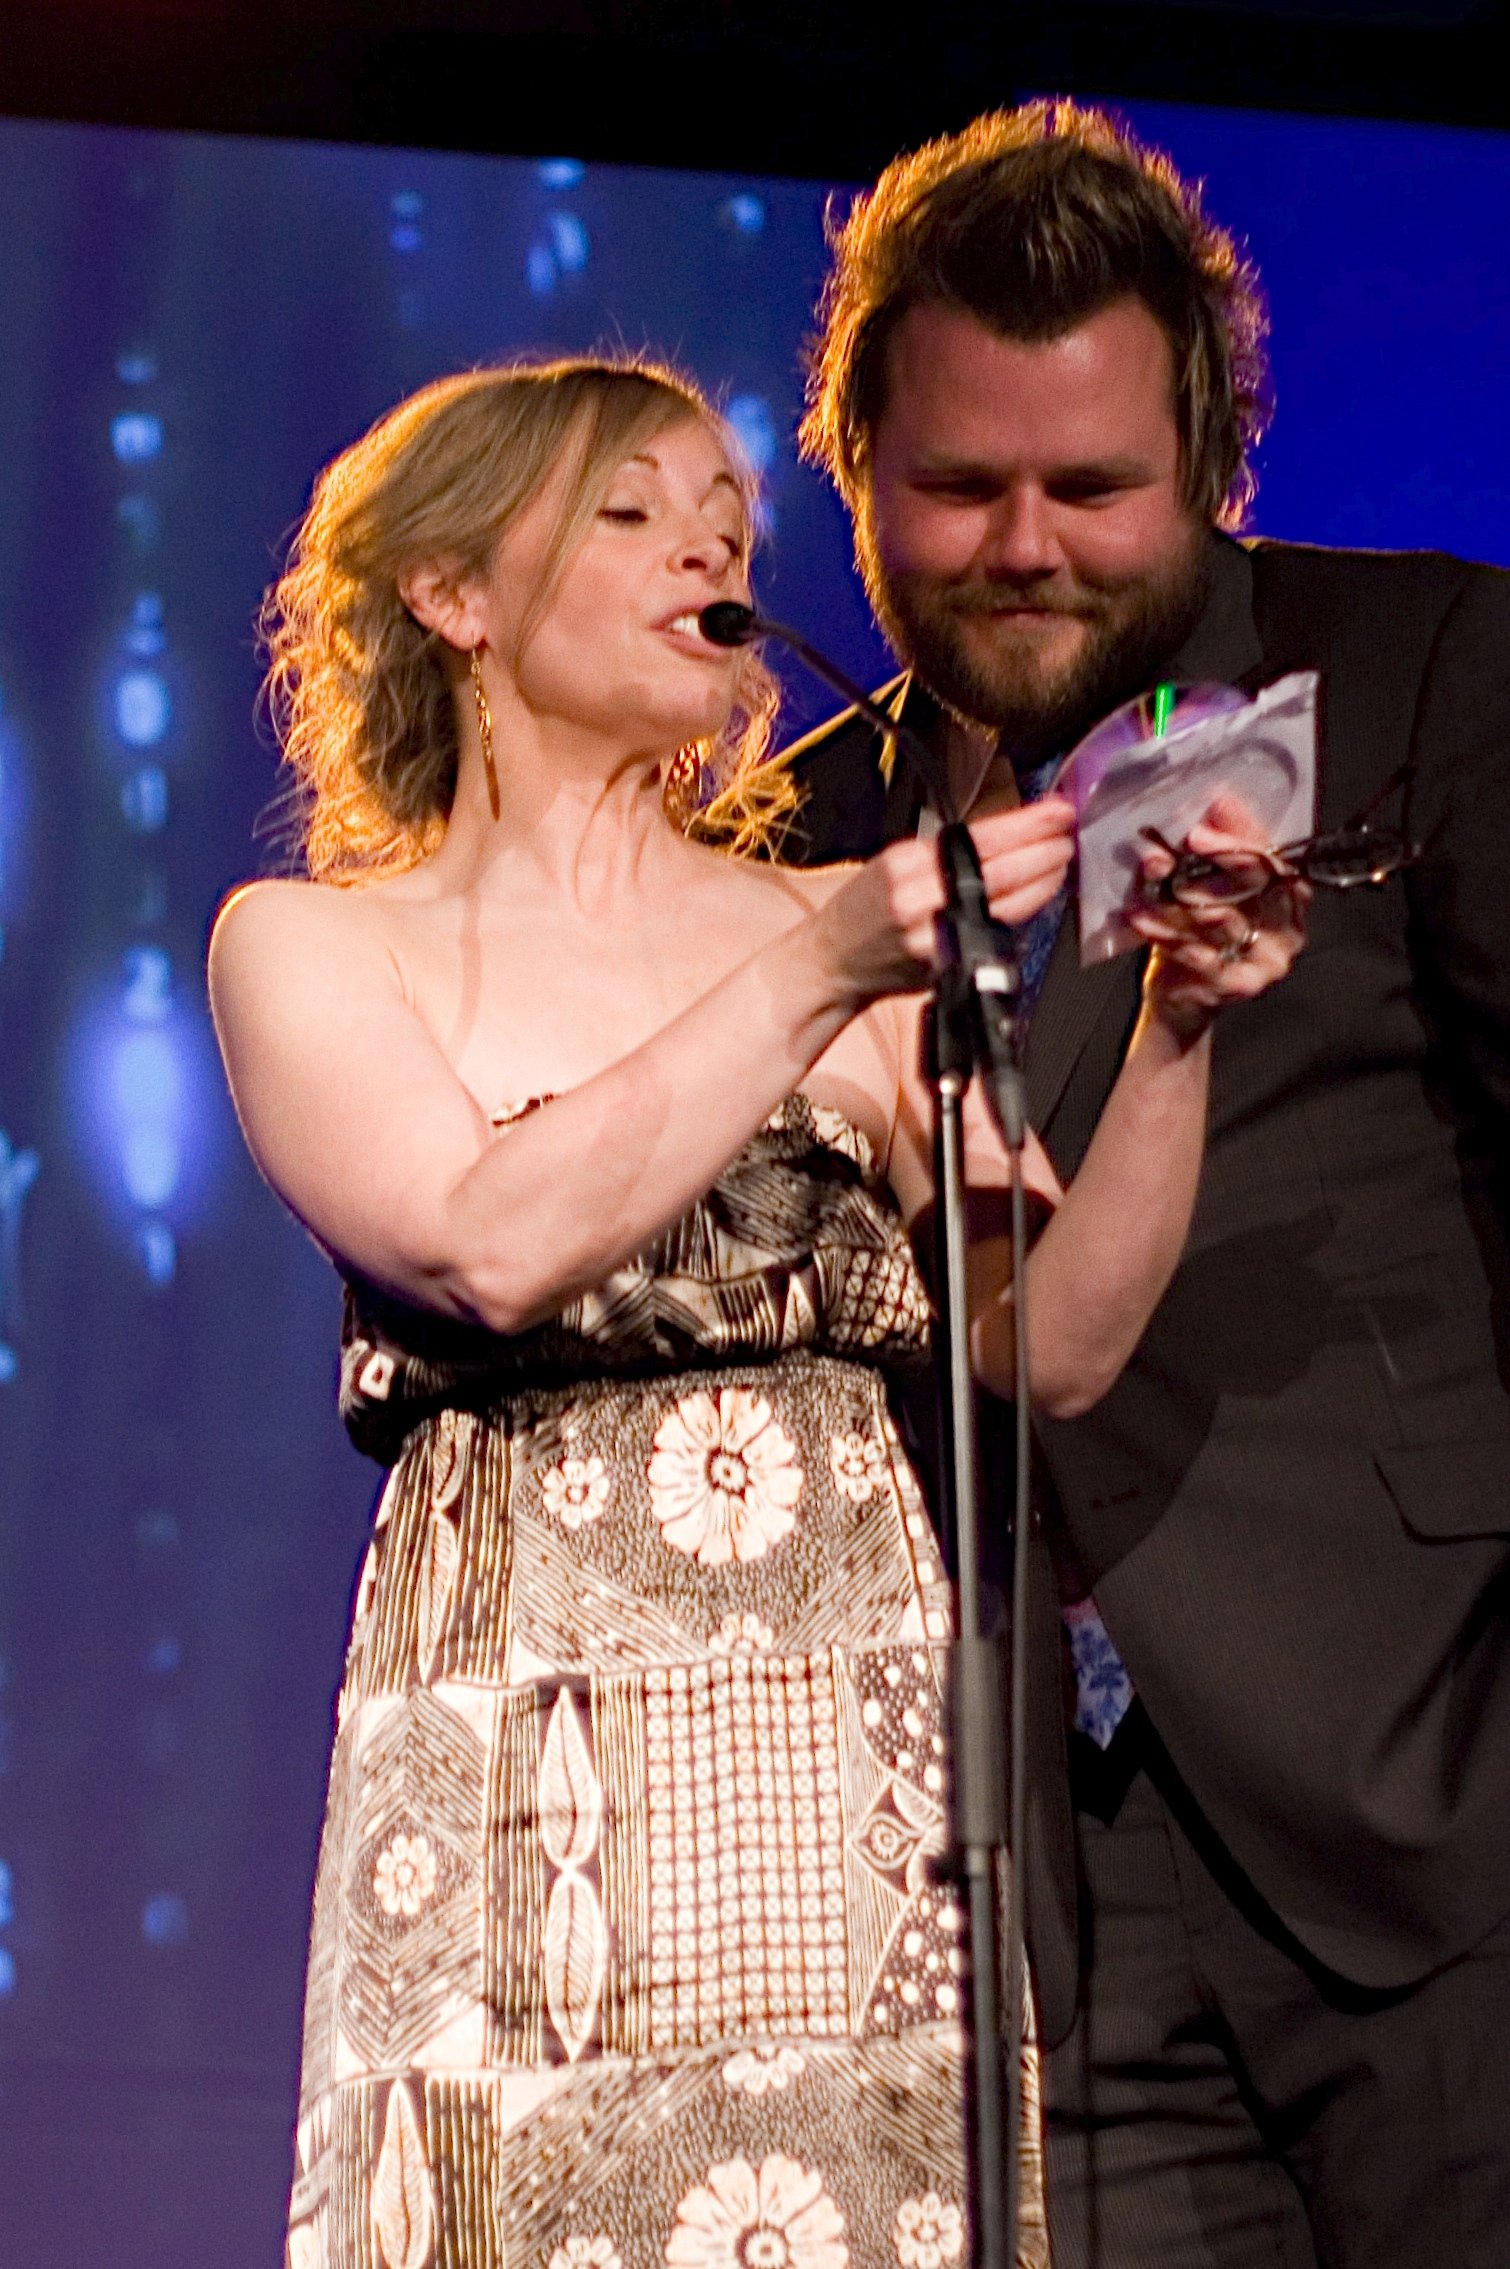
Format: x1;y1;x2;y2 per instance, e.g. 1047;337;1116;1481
261;356;796;882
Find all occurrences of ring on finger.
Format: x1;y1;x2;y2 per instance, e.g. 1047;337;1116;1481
1217;914;1260;967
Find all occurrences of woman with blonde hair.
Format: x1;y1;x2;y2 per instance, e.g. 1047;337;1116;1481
210;353;1304;2269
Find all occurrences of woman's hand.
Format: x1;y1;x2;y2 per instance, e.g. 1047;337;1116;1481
1127;792;1310;1037
975;796;1078;924
811;796;1077;1008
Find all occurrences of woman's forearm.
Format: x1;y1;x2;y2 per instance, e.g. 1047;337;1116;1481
972;1001;1213;1417
432;921;857;1331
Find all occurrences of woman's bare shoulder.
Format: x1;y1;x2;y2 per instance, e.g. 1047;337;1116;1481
208;875;398;1004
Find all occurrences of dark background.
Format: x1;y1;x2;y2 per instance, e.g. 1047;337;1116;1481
3;6;1510;2265
3;0;1510;179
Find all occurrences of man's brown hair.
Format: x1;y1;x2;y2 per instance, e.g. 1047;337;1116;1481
801;99;1271;530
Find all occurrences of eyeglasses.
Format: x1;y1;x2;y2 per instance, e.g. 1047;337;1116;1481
1137;763;1419;910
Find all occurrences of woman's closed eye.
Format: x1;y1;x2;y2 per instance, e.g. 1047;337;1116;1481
600;499;745;556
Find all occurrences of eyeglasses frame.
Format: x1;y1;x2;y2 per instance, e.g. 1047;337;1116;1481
1137;761;1420;909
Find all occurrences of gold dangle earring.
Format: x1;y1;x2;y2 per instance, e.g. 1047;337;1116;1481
470;645;500;821
663;742;704;829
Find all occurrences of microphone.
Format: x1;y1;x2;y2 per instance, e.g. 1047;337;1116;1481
697;600;762;650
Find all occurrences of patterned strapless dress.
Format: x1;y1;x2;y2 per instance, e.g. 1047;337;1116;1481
285;1093;1047;2269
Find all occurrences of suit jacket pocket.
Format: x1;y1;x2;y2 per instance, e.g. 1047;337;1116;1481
1375;1431;1510;1538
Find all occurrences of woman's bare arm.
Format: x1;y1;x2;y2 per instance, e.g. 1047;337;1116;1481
211;879;861;1332
209;804;1074;1333
978;1001;1216;1420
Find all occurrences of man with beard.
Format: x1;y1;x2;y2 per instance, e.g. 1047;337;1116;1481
785;100;1510;2267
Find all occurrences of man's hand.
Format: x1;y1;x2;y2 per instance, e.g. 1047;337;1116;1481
1128;792;1311;1036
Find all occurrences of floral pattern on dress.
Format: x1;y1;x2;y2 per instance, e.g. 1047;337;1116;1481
721;2043;806;2095
550;2239;622;2269
648;1389;803;1566
541;1453;612;1531
666;2154;847;2269
894;2194;965;2268
372;1831;437;1918
828;1430;889;1505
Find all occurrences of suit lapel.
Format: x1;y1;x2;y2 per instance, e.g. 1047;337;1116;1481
1024;914;1144;1177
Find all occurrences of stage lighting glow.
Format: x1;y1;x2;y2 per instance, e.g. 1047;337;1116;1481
121;765;168;831
526;242;557;297
538;157;585;189
124;594;166;659
726;393;778;474
136;1220;177;1286
390;222;422;253
111;412;163;465
113;670;172;749
0;1130;39;1383
723;193;766;236
122;946;172;1023
116;351;157;385
122;1129;180;1211
70;950;223;1265
141;1892;188;1946
0;1858;16;1997
545;213;589;274
113;1022;182;1125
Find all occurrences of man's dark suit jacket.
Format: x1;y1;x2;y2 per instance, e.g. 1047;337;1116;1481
785;535;1510;2042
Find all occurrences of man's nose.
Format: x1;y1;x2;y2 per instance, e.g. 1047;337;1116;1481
980;487;1065;579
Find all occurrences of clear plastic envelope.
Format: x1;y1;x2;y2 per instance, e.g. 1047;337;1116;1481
1052;673;1319;964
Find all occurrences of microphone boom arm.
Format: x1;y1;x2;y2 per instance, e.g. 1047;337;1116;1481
697;601;959;825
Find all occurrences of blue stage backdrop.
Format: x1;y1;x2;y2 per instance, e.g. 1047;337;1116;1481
2;97;1509;2268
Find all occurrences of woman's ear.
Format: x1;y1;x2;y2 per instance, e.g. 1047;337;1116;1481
399;559;486;653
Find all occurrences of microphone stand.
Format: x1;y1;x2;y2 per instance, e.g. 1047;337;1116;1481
699;605;1036;2269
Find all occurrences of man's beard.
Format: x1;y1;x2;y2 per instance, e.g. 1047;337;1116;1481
864;527;1213;766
